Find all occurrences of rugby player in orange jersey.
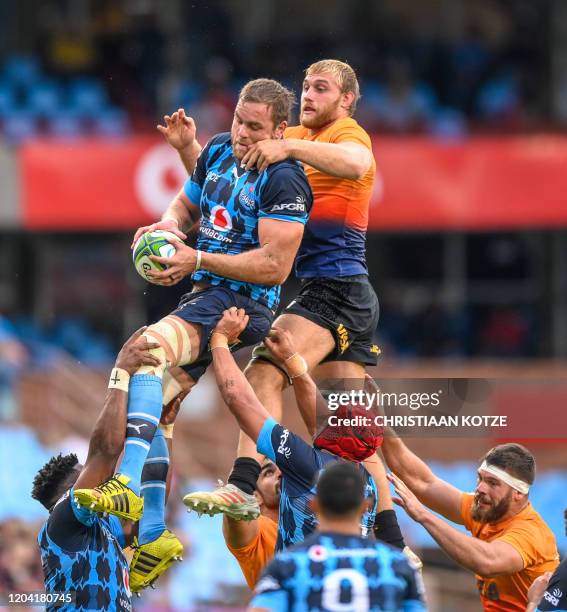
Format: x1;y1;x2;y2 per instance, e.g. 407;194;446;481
382;430;559;611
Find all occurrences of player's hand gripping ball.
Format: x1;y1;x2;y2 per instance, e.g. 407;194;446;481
133;230;183;284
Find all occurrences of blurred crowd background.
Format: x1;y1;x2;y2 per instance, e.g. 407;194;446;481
1;1;567;610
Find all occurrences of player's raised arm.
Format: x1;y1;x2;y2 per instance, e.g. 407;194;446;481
368;376;463;523
157;108;202;175
389;472;524;577
132;118;209;249
210;308;272;441
74;328;161;491
243;137;372;180
264;327;318;436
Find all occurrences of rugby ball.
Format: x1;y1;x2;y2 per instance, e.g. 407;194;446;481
133;230;183;283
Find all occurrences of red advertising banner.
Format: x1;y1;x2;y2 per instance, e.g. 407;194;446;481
371;136;567;230
21;137;187;230
21;135;567;230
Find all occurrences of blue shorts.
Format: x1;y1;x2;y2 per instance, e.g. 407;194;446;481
172;285;274;382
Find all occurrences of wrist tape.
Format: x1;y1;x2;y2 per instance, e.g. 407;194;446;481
108;368;130;392
285;352;308;379
160;423;175;439
210;332;229;351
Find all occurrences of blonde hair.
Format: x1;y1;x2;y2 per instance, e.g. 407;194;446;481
305;59;360;115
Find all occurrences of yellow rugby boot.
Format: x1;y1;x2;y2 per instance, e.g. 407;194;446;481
74;474;144;522
129;529;184;594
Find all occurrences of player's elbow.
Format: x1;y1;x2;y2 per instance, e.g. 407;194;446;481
472;555;504;578
263;258;291;286
349;155;372;180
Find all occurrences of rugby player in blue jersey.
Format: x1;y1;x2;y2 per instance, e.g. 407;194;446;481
32;329;183;610
248;462;426;612
526;509;567;612
203;308;382;553
157;63;385;524
74;79;312;534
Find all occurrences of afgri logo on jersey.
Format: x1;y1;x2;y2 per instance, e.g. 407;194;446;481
210;205;233;232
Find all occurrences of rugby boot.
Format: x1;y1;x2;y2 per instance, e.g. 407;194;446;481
403;545;424;571
74;473;144;522
129;529;184;594
183;480;260;521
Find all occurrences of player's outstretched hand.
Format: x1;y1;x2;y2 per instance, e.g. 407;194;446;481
160;395;182;426
131;218;187;249
264;326;296;363
242;139;290;172
116;326;161;376
388;472;428;523
157;108;197;152
148;240;196;286
527;572;553;605
214;307;249;344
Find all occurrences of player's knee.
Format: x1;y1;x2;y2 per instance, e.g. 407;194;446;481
244;359;287;393
139;317;194;377
162;367;195;405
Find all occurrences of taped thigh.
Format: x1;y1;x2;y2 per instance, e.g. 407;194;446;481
162;367;196;405
140;316;194;376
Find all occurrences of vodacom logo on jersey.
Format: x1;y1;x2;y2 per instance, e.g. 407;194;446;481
210;205;232;232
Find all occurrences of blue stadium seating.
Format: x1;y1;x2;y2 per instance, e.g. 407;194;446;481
2;111;39;143
26;80;63;118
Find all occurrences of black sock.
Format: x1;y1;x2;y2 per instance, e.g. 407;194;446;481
227;457;262;495
373;509;406;549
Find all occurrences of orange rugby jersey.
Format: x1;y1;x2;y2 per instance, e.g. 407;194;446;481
285;117;376;277
460;493;559;611
226;515;278;589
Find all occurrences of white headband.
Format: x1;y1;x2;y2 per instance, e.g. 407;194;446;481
479;461;530;495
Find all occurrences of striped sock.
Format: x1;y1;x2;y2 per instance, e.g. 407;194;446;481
117;374;162;495
139;428;168;545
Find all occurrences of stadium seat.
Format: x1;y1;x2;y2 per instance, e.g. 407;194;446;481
477;73;520;118
2;111;39;143
26;80;63;118
68;78;109;117
1;55;40;87
91;108;130;137
0;82;18;118
429;108;468;139
48;114;84;139
0;424;50;521
174;81;204;109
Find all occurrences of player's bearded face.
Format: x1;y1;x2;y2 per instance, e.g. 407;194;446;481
300;73;344;129
471;488;513;523
231;101;283;160
255;462;281;509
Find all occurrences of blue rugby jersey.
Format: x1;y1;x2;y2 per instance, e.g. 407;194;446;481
257;417;378;552
184;133;312;310
250;531;426;612
537;558;567;611
37;488;131;612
